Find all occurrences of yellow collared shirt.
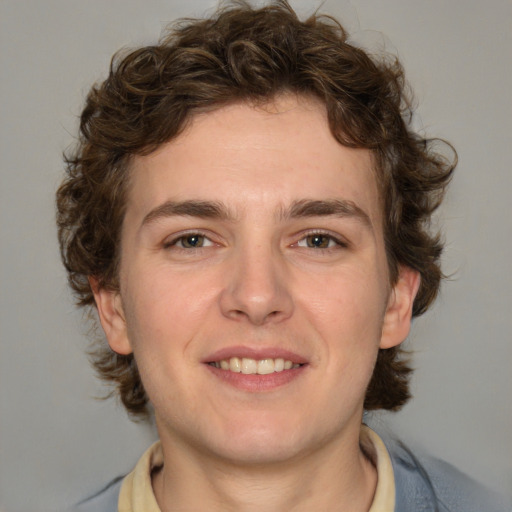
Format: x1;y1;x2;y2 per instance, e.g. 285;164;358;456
118;425;395;512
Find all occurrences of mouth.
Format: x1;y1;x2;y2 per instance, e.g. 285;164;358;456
203;348;308;391
208;357;303;375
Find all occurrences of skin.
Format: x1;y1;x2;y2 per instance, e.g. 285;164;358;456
93;94;419;511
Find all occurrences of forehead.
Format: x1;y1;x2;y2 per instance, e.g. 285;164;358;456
127;95;381;226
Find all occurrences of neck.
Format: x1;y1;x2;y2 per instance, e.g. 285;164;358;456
153;424;377;512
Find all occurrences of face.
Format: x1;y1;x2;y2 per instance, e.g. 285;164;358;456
94;95;418;465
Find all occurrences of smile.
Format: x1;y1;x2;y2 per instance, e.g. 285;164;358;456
208;357;302;375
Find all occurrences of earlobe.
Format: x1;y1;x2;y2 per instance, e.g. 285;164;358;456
380;266;421;349
89;277;133;355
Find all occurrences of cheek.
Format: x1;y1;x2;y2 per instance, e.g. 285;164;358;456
121;267;219;352
119;278;208;407
301;268;388;335
296;266;389;377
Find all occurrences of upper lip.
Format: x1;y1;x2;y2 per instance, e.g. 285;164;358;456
202;346;308;365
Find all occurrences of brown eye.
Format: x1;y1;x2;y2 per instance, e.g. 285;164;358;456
296;232;346;250
305;234;331;248
179;234;206;248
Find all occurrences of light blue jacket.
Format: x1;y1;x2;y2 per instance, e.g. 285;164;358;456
71;438;511;512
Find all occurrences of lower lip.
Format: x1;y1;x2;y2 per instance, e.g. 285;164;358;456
205;364;307;392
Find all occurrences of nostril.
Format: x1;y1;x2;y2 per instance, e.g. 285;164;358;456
229;309;247;320
219;280;294;325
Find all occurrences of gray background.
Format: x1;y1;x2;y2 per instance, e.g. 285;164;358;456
1;1;511;510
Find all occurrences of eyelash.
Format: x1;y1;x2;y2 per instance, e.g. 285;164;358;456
163;230;348;252
295;230;348;251
163;231;214;250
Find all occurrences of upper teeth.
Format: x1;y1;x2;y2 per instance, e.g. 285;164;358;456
210;357;300;375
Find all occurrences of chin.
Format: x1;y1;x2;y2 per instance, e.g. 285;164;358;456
203;414;326;466
213;435;303;466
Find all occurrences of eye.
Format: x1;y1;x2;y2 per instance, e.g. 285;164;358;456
296;233;345;249
166;233;214;249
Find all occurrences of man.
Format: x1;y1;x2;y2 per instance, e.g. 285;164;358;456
56;2;509;511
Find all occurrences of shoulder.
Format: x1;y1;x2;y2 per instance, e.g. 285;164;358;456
384;437;512;512
65;476;123;512
66;441;161;512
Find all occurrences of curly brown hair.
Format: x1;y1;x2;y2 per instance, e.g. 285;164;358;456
56;0;455;419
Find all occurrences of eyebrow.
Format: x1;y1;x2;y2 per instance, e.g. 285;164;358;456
141;200;234;227
141;198;372;228
286;199;372;228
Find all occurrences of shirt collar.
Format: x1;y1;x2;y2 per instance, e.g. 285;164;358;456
119;425;395;512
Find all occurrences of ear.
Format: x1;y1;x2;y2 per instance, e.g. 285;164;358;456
380;266;421;349
89;277;133;355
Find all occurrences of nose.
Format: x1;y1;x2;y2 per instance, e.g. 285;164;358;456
219;243;294;326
